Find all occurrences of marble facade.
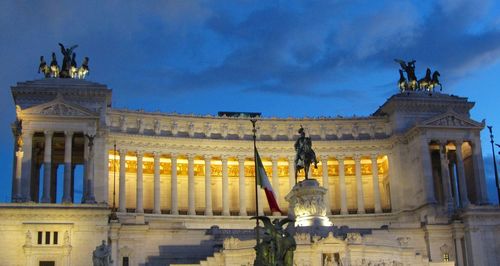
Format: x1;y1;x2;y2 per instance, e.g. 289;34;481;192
0;78;499;265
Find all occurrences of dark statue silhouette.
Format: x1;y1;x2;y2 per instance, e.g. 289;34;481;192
38;43;89;79
294;126;318;183
395;59;443;92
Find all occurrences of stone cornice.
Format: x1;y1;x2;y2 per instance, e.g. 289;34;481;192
107;109;392;142
107;132;393;157
374;92;474;116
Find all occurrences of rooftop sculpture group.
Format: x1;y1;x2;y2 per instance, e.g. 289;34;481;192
38;43;89;79
395;59;442;92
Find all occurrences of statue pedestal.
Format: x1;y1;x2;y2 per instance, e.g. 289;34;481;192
285;179;332;227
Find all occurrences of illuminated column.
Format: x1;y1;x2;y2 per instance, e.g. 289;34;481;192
288;156;295;189
14;149;23;202
221;155;230;216
455;141;470;207
204;155;213;216
338;156;348;215
41;131;53;203
354;154;365;214
321;156;331;215
171;153;179;215
371;153;382;213
439;143;454;209
153;152;161;214
118;149;127;212
62;131;73;203
20;131;34;201
271;156;280;216
136;151;144;213
238;156;247;216
187;154;196;215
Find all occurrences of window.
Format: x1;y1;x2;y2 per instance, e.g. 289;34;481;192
123;257;129;266
36;231;59;245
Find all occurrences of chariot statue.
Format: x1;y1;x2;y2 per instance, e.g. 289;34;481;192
38;43;89;79
294;126;318;183
395;59;442;92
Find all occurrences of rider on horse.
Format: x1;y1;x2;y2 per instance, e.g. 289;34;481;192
294;127;318;182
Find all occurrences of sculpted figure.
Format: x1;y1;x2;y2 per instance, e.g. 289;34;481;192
50;52;60;78
430;71;442;91
78;57;90;79
93;240;112;266
394;59;417;90
58;43;78;78
418;68;432;91
294;126;318;183
38;56;50;78
252;216;296;266
70;53;78;78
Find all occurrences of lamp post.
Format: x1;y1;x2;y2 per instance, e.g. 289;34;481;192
487;126;500;205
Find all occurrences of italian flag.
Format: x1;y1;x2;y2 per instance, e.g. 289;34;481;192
255;147;282;214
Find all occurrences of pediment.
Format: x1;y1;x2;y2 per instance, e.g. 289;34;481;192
420;111;484;129
19;95;97;118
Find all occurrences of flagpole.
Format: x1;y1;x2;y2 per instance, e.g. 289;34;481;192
251;118;260;247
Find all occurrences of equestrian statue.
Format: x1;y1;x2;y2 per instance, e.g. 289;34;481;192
294;126;318;184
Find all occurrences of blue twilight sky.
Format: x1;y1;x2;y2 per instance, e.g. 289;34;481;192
0;0;499;203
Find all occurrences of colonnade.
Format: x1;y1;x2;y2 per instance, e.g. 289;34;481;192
429;139;487;208
113;149;389;216
12;130;96;203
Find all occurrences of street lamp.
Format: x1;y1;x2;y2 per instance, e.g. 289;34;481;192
487;126;500;205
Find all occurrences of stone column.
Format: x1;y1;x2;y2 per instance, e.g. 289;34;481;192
170;153;179;215
153;152;161;214
84;134;96;203
41;131;53;203
187;154;196;215
271;156;280;216
238;156;247;216
338;156;348;215
439;143;454;210
14;149;24;202
320;156;331;215
136;151;144;213
288;156;295;189
455;141;470;207
62;131;73;203
204;155;213;216
354;154;365;214
371;153;382;213
421;138;436;203
221;155;230;216
82;136;89;203
20;131;34;202
470;139;489;204
118;149;127;212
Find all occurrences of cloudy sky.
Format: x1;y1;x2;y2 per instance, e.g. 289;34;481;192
0;0;499;202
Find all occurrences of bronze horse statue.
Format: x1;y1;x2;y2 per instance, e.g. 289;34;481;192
295;137;318;183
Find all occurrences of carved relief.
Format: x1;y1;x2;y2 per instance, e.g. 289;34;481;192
39;103;87;116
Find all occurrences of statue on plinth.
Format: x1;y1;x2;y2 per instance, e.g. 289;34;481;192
294;126;318;183
252;216;296;266
92;240;112;266
395;59;442;92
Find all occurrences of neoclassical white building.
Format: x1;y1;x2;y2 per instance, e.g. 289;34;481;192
1;78;499;266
